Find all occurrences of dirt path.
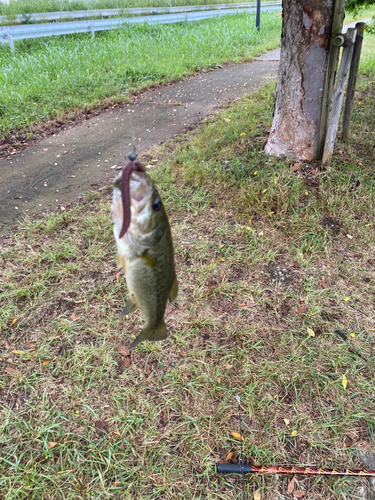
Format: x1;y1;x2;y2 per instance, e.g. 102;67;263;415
1;57;279;235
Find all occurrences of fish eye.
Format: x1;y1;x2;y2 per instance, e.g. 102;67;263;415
152;198;162;211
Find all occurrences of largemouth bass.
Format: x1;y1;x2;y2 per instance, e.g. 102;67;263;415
111;154;178;350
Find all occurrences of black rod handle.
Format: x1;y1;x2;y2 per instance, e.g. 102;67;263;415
216;464;252;474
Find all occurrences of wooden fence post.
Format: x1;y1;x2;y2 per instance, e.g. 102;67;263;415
341;22;365;141
322;27;357;165
317;0;346;158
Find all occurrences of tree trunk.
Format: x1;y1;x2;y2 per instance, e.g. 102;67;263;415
264;0;335;161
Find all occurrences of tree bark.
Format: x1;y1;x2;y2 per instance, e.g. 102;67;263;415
264;0;335;161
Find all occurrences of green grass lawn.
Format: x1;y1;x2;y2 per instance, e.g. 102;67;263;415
1;31;375;499
0;12;281;141
0;0;278;16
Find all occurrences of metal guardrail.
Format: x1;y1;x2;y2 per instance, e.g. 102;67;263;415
0;1;281;22
0;5;281;50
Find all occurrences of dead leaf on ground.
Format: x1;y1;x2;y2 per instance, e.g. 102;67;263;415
42;360;51;366
124;357;132;368
117;345;130;357
95;421;110;433
22;342;36;351
253;491;261;500
287;476;295;494
292;162;301;172
297;305;308;314
307;328;315;337
293;491;306;498
6;358;14;364
319;281;330;289
357;441;369;449
231;431;244;441
225;452;234;462
11;350;24;355
69;313;79;321
5;367;19;376
47;442;58;449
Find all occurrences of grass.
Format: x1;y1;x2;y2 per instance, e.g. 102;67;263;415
1;32;375;499
0;12;281;140
0;0;279;16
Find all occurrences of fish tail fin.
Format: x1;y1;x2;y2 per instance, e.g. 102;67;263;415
129;321;168;350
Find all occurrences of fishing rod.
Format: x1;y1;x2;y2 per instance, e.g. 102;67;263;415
216;463;375;477
216;397;375;499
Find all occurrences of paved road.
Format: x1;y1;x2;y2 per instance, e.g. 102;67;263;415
0;57;279;235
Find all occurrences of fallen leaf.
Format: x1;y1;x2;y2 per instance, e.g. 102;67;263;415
287;476;295;494
342;375;348;389
236;303;246;307
267;211;274;215
47;442;58;449
22;342;36;351
224;118;231;122
307;328;315;337
284;418;290;426
6;358;13;364
69;313;79;321
5;367;19;375
320;282;330;289
291;430;298;436
124;357;131;368
225;451;234;462
253;491;261;500
357;440;369;449
115;273;120;280
117;345;130;357
297;305;307;314
231;431;244;441
95;421;109;433
11;318;17;327
180;351;187;357
11;350;23;355
42;360;51;366
292;162;301;172
293;491;305;498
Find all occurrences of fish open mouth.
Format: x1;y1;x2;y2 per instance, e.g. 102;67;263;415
117;159;147;239
129;171;152;211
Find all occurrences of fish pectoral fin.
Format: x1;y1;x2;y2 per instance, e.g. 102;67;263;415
120;295;137;317
168;273;178;303
129;321;168;350
116;253;126;273
139;250;157;268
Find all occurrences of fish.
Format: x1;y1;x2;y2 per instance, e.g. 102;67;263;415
111;154;178;350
